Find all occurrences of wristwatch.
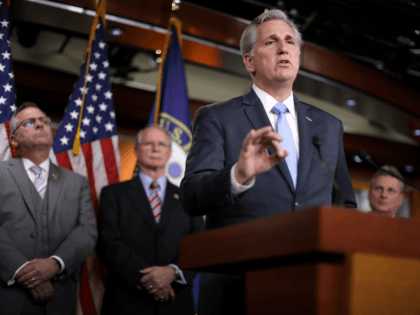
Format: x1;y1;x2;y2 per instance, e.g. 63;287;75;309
171;266;180;280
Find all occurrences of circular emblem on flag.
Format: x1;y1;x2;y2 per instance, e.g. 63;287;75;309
168;162;182;178
165;142;186;187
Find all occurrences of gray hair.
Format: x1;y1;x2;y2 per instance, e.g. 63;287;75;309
135;124;172;148
371;165;405;194
9;102;44;134
240;9;302;57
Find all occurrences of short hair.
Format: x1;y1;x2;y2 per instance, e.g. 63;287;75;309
135;124;172;148
371;165;405;194
240;9;302;57
9;102;45;134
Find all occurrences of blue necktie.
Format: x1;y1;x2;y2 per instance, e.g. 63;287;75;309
272;103;298;187
30;165;47;199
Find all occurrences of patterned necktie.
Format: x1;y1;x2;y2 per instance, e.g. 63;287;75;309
30;165;46;199
272;102;298;187
149;182;162;224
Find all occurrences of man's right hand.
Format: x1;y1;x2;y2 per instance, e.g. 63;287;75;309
29;281;54;302
153;284;175;303
16;258;60;289
235;126;288;185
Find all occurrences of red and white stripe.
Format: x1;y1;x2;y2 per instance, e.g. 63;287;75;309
0;121;17;161
52;135;120;315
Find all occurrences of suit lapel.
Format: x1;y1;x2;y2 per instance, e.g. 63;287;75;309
8;157;36;219
295;96;314;193
243;89;272;130
48;162;64;222
128;177;158;234
243;89;295;192
158;182;179;233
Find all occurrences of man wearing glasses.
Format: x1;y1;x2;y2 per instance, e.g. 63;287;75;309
0;102;97;315
97;125;204;315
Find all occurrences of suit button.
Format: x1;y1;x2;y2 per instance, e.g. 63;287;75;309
43;226;47;231
30;233;36;238
42;211;47;215
295;202;301;210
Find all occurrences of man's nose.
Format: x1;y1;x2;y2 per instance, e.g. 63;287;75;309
277;41;287;54
34;119;44;129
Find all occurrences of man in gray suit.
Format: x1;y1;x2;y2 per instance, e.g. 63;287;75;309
0;102;98;315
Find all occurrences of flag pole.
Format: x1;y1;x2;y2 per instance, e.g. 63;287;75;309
153;0;182;124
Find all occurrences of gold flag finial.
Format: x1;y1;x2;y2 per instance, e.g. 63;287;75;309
172;0;180;12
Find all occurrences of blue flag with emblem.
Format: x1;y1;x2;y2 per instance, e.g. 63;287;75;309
145;16;199;314
147;17;192;187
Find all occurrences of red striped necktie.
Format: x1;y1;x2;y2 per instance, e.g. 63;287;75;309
149;182;162;224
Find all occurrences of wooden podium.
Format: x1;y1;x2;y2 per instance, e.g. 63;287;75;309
179;206;420;315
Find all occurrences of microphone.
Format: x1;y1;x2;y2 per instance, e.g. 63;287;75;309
312;136;343;205
356;150;420;191
312;135;321;149
356;150;379;168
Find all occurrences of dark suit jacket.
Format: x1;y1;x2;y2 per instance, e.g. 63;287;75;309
97;177;204;315
180;89;357;314
0;158;98;315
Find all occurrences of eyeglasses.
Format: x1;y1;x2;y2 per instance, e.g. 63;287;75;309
138;141;170;149
13;117;51;134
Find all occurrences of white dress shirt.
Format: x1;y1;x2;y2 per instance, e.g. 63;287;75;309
231;85;299;194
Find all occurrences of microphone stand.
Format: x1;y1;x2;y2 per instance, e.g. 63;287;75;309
356;150;420;191
312;136;344;205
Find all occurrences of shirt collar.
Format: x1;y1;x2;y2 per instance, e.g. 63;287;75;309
252;84;296;119
139;172;167;191
22;157;50;175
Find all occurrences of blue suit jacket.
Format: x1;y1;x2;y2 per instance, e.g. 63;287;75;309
180;89;356;315
181;89;356;228
181;90;356;315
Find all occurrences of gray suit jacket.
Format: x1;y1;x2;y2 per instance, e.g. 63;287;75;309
0;157;98;315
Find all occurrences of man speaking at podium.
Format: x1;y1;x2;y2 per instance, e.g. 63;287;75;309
181;9;356;315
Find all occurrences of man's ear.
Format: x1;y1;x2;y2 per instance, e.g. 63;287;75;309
133;145;140;161
9;134;18;148
398;192;404;206
243;53;255;74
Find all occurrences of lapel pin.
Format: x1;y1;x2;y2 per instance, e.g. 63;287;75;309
173;193;179;200
52;173;58;181
306;116;312;121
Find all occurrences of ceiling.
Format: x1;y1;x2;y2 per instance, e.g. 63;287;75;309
185;0;420;92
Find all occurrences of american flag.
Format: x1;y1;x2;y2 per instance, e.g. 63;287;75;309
51;11;120;315
0;1;17;161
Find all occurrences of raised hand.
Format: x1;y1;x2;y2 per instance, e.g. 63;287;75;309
235;126;287;185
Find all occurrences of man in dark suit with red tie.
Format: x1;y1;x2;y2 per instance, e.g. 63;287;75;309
181;9;356;315
98;125;204;315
